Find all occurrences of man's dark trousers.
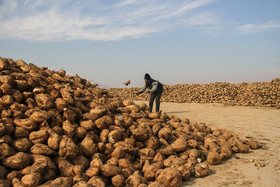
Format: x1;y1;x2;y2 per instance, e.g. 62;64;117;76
149;89;163;112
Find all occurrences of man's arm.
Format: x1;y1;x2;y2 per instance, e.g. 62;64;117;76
149;81;158;93
137;84;147;95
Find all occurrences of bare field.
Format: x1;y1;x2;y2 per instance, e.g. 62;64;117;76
135;101;280;187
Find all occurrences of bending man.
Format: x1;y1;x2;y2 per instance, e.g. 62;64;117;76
137;73;163;112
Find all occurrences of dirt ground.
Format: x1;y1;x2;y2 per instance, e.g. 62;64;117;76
135;101;280;187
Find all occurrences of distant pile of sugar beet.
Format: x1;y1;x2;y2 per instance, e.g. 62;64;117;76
0;57;260;187
109;78;280;108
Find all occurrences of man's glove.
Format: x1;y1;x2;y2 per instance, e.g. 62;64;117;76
136;92;141;96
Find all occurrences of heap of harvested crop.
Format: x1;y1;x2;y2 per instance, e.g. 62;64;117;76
0;57;260;187
109;79;280;108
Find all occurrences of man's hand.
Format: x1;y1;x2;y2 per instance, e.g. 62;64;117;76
143;90;149;94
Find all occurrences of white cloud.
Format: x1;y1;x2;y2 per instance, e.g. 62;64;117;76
238;21;280;34
0;0;219;41
185;11;218;26
114;0;139;7
150;0;215;22
168;0;216;17
1;0;279;41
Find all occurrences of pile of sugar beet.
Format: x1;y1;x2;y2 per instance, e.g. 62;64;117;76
109;78;280;108
0;57;260;187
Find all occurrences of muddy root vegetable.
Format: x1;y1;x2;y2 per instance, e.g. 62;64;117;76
171;138;188;152
194;162;209;177
109;79;280;108
126;171;147;187
21;172;42;186
163;156;186;168
0;57;263;187
142;161;163;181
30;143;56;155
12;138;32;152
108;130;122;144
62;120;76;137
3;152;32;169
79;132;98;158
59;135;81;160
87;176;105;187
80;120;95;131
40;177;73;187
35;93;54;109
112;174;126;187
29;111;49;124
29;130;49;144
14;118;37;131
207;151;221;165
47;130;61;150
100;164;121;177
156;168;182;187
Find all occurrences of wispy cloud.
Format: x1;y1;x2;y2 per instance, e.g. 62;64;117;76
1;0;280;42
0;0;218;41
114;0;139;7
238;21;280;34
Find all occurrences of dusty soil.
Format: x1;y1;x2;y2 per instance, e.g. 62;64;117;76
135;101;280;187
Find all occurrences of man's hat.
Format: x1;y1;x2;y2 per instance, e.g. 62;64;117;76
144;73;151;80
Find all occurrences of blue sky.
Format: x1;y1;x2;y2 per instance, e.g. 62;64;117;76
0;0;279;88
